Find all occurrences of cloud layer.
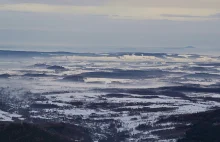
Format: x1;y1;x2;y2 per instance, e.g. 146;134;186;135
0;0;219;51
3;0;108;6
0;3;219;21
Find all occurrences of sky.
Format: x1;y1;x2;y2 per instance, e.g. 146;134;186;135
0;0;219;53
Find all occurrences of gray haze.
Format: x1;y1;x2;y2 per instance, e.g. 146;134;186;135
0;0;219;54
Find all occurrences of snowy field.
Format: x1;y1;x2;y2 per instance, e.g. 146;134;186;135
0;50;220;141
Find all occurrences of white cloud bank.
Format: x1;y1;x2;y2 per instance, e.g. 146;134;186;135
0;3;220;21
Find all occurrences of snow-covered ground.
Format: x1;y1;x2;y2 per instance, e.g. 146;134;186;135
0;51;220;141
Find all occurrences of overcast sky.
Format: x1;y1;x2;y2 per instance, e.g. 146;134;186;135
0;0;219;53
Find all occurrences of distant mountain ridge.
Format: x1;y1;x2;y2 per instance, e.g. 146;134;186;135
184;46;196;49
